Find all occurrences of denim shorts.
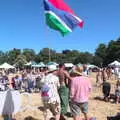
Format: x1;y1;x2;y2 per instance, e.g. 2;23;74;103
70;101;88;116
116;91;120;97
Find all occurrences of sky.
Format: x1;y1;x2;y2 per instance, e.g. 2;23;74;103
0;0;120;54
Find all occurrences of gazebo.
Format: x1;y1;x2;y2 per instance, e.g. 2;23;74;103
0;62;15;69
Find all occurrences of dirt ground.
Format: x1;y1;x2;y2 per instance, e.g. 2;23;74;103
0;73;120;120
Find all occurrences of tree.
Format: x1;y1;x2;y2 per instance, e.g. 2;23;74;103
38;48;56;63
0;51;7;64
56;53;66;63
105;39;120;64
62;50;80;63
74;52;93;64
95;44;107;66
7;48;21;64
92;55;103;67
23;49;36;62
15;55;27;69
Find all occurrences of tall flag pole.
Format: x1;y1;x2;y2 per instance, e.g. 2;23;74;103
43;0;84;36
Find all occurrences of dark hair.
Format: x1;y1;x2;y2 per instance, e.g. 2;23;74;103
24;116;38;120
49;117;55;120
59;63;65;68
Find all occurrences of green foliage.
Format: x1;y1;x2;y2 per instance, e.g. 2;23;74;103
23;49;36;62
0;37;119;67
7;48;21;64
38;48;56;63
92;55;103;67
105;39;120;64
94;38;120;66
0;51;8;64
74;52;93;64
15;55;27;69
62;49;80;63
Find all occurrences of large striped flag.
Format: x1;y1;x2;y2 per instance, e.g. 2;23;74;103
43;0;84;36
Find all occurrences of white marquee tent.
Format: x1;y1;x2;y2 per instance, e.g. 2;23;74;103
108;60;120;67
87;64;99;69
0;62;15;69
64;63;74;68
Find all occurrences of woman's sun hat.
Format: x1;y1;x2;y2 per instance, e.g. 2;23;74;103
70;64;84;76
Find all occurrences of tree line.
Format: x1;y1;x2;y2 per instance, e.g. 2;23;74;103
0;38;120;68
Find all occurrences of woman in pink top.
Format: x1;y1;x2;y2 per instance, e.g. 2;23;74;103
70;65;92;120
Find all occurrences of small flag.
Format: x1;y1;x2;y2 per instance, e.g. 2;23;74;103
43;0;84;36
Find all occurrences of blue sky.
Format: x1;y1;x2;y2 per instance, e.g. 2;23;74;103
0;0;120;53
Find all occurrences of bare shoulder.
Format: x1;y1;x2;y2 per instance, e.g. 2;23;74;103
63;70;72;80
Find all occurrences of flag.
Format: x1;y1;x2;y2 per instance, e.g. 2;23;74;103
43;0;84;36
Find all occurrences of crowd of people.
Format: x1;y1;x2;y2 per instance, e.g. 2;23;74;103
0;64;92;120
0;64;120;120
96;67;120;104
40;64;91;120
0;68;47;92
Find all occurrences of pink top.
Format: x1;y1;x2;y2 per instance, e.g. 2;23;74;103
70;76;92;103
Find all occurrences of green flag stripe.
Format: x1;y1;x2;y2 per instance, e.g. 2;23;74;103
45;11;72;36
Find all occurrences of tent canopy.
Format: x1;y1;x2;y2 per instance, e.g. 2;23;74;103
38;62;45;67
108;60;120;67
64;63;74;68
46;62;58;66
0;63;15;69
32;62;46;68
87;64;98;69
24;61;37;66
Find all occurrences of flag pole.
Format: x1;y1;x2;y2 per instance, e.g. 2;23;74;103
48;47;51;62
42;1;51;62
43;0;84;63
46;25;51;62
45;23;51;62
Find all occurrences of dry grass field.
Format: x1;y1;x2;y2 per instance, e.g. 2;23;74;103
0;73;120;120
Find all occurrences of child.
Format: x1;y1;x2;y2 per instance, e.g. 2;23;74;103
115;79;120;104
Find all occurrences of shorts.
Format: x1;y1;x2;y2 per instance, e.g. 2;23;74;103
116;91;120;97
103;92;110;97
70;101;88;116
43;100;61;116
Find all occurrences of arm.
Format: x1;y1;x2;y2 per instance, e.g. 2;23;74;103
70;79;76;100
63;70;72;81
98;82;103;87
63;70;72;86
88;78;92;92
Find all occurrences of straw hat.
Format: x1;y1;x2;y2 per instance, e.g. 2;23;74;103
70;64;83;76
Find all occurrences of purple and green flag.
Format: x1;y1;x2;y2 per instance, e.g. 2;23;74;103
43;0;84;36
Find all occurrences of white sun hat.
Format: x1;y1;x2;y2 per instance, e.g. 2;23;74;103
48;65;58;72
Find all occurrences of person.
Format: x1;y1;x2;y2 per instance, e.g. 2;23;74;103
14;75;21;90
56;63;72;120
96;69;102;86
115;79;120;104
106;67;112;80
101;68;108;81
114;67;119;80
100;79;111;102
70;65;92;120
41;65;61;120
